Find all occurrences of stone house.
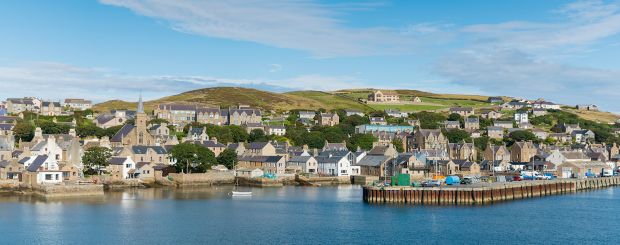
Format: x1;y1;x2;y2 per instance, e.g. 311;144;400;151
483;144;511;162
318;113;339;126
286;156;318;174
408;128;448;151
487;126;505;139
453;160;480;175
449;107;474;117
448;142;476;161
237;155;286;175
510;141;537;162
532;108;547;117
110;97;154;147
464;117;480;130
367;90;400;103
40;101;62;116
6;98;37;114
298;111;316;119
244;142;276;156
444;120;461;129
480;109;502;119
344;109;364;117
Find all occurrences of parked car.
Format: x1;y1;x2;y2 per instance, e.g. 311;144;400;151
513;175;523;181
602;169;614;177
422;180;441;187
461;177;473;185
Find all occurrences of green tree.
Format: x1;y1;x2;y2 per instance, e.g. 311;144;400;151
249;128;268;142
170;143;217;173
410;112;446;129
76;124;103;138
392;138;404;153
82;146;112;175
347;133;375;151
217;148;238;169
38;120;70;134
229;125;249;143
447;113;461;121
305;131;325;149
13;121;35;142
509;130;537;142
444;129;471;143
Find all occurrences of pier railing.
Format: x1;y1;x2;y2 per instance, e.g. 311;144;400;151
362;177;620;205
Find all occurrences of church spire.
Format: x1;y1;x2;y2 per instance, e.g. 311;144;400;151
137;92;144;113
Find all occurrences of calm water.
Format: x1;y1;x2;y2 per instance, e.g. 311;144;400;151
1;185;618;244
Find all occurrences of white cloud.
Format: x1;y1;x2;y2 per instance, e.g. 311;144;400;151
434;0;620;111
0;62;363;102
99;0;414;57
268;64;282;73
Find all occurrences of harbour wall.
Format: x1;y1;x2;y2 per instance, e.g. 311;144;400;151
363;177;620;205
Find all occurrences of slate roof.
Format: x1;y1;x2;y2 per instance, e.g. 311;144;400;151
246;142;269;150
355;155;390;167
288;156;313;163
192;140;225;148
111;124;135;142
108;157;128;165
27;155;48;172
132;145;167;154
158;104;198;111
238;155;283;163
0;123;14;131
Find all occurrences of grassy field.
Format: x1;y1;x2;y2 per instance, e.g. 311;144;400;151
368;104;446;112
92;87;618;123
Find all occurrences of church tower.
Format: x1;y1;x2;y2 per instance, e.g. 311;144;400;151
135;93;150;145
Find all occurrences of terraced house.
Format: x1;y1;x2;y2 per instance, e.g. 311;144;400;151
155;104;261;127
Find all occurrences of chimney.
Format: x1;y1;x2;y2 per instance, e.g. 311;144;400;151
212;137;218;144
69;128;76;137
34;127;43;139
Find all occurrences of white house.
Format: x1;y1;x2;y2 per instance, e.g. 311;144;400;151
286;156;318;174
514;113;529;123
316;151;353;176
266;126;286;136
25;155;62;184
29;135;63;162
108;156;135;179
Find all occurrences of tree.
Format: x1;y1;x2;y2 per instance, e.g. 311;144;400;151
82;146;112;175
147;118;170;125
444;129;471;143
249;128;268;142
38;120;70;134
509;130;537;142
13;121;35;142
217;148;238;169
447;113;461;121
392;138;404;153
347;133;375;151
229;125;249;143
411;111;446;129
305;131;325;149
170;143;217;173
76;124;103;138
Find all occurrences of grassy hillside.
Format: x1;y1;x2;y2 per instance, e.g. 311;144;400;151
94;87;372;113
92;87;619;122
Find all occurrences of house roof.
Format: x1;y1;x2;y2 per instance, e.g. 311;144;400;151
111;124;135;142
238;155;283;163
246;142;269;150
288;156;314;163
108;157;128;165
132;145;167;154
27;155;49;172
355;155;390;167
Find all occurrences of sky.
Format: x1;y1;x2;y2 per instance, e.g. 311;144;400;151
1;0;620;111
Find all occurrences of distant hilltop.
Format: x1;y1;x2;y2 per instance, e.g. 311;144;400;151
92;87;619;124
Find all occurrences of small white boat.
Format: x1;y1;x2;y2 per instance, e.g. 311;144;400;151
231;191;252;196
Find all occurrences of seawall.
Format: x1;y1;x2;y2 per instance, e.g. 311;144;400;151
363;177;620;205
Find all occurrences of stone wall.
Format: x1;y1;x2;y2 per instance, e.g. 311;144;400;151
168;172;235;186
33;183;104;198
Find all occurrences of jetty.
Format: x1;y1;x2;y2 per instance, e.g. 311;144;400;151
362;177;620;205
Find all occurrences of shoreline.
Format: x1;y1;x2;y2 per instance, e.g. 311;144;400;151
363;176;620;205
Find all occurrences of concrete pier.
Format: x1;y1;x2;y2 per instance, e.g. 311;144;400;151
363;177;620;205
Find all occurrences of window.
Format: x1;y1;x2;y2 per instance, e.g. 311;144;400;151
126;164;132;168
45;174;52;180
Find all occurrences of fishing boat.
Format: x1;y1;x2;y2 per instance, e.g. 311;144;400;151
230;161;252;197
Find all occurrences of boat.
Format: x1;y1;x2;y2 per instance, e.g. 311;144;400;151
231;191;253;196
230;160;252;197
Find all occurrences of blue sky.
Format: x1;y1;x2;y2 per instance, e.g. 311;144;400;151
1;0;620;112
